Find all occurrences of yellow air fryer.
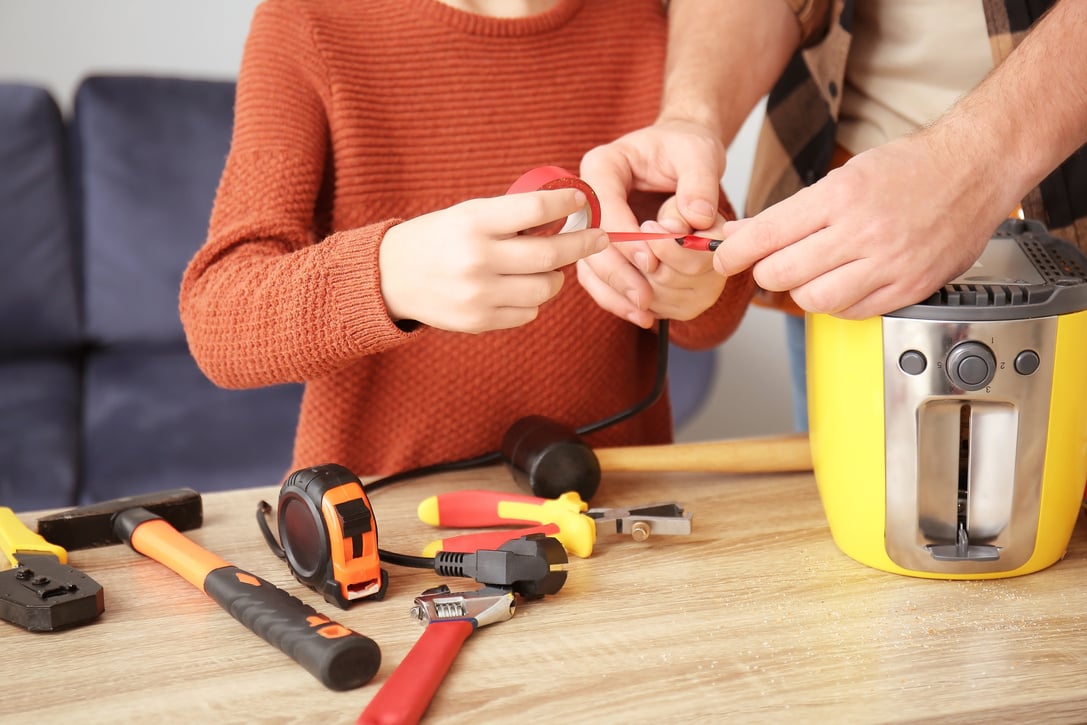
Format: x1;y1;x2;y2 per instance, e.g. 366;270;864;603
808;219;1087;579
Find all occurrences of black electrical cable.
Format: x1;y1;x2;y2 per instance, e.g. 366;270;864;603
573;318;670;437
369;319;672;569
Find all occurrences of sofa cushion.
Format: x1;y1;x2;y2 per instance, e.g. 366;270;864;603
81;349;302;503
0;359;81;509
0;83;80;354
74;75;236;346
0;82;81;511
72;75;304;503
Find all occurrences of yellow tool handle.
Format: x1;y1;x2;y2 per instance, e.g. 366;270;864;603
593;433;812;473
418;491;596;558
418;490;587;528
0;507;67;567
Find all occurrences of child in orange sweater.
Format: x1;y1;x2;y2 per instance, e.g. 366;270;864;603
179;0;754;478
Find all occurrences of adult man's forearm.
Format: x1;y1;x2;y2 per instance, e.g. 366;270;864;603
661;0;807;147
929;0;1087;214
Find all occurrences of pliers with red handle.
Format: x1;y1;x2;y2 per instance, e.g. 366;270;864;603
417;489;692;558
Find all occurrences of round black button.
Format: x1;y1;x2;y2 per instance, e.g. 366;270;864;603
957;356;989;386
1014;349;1040;375
899;350;927;375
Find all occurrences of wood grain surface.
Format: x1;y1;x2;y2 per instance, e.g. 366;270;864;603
4;466;1087;724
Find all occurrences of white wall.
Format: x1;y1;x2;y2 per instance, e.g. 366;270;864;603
693;102;797;441
0;0;795;441
0;1;262;110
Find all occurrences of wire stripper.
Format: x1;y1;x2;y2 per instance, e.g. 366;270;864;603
418;489;693;558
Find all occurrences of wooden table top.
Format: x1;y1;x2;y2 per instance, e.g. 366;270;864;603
3;466;1087;724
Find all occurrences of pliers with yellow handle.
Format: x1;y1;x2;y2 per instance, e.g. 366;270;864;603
417;489;692;558
0;507;104;631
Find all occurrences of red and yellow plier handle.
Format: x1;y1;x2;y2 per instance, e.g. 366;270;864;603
418;490;597;558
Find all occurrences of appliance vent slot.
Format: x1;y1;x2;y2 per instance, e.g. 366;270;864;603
1024;236;1087;281
904;220;1087;313
922;283;1037;307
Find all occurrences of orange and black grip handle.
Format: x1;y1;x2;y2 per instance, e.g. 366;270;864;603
113;507;381;691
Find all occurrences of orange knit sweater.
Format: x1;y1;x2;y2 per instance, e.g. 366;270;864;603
179;0;755;478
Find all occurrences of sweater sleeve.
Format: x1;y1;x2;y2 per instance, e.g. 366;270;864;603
666;268;755;350
179;1;415;389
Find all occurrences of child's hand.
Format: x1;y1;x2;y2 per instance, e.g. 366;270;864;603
379;188;608;333
578;195;727;327
638;222;727;322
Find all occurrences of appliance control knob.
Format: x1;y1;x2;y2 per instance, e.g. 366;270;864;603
945;341;996;391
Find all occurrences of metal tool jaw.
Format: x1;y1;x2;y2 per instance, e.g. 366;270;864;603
0;554;104;632
360;584;518;722
1;507;105;632
410;585;515;629
586;502;693;542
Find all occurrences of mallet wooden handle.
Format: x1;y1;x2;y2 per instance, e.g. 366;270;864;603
594;433;812;473
115;508;381;691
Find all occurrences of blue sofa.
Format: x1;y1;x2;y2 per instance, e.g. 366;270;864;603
0;75;714;512
1;77;302;511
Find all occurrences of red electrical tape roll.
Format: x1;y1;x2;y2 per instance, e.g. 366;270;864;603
506;165;602;236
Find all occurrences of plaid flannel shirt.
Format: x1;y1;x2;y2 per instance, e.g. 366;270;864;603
747;0;1087;250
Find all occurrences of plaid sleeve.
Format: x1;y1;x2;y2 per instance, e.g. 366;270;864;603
745;0;853;218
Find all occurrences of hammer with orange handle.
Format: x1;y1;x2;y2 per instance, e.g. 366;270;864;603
37;488;381;691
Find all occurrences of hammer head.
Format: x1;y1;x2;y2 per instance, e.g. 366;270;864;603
36;489;203;551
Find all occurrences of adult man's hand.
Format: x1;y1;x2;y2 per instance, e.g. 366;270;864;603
713;132;1012;319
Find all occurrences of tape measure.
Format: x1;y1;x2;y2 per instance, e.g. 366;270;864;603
259;463;388;609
